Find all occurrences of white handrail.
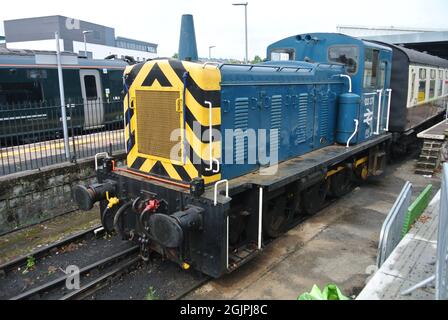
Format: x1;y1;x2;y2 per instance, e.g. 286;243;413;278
346;119;359;148
95;152;109;171
376;89;384;135
202;62;221;69
339;74;352;93
258;187;264;250
214;179;230;206
205;101;220;174
385;89;393;132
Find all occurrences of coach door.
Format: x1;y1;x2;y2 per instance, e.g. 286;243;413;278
80;69;104;128
362;48;390;138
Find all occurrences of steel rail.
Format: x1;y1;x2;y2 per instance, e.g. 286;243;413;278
10;246;139;300
0;224;103;274
60;256;141;300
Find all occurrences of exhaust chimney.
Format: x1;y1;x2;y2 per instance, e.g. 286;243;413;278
178;14;198;61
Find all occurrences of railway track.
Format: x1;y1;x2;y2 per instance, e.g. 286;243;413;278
0;225;103;275
11;246;140;300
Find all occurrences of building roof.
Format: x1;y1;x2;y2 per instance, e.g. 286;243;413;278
0;47;77;56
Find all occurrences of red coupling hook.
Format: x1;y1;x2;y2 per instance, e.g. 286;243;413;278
145;199;161;213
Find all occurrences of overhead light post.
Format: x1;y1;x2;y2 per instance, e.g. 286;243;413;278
209;45;216;59
232;2;248;64
82;30;93;58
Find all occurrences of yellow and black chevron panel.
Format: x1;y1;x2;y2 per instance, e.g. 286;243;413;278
123;59;222;185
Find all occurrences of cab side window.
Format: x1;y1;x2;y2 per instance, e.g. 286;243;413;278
328;46;359;74
270;49;295;61
363;48;380;89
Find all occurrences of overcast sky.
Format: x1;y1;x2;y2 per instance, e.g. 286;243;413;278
1;0;448;59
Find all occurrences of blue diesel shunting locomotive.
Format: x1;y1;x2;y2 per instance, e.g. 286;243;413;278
75;29;416;278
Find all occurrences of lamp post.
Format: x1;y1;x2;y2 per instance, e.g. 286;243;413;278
82;30;93;58
232;2;248;64
209;45;216;60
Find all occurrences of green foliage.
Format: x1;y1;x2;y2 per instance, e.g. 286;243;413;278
146;286;159;300
172;53;179;59
22;256;36;274
298;284;349;300
251;55;263;64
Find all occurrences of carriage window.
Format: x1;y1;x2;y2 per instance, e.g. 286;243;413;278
418;69;427;102
410;72;416;103
328;46;359;74
270;49;295;61
430;69;436;79
419;69;427;80
363;48;379;88
84;75;98;100
439;70;444;79
0;81;44;104
429;79;436;99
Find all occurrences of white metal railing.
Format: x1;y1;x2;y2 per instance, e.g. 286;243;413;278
401;163;448;299
377;181;413;268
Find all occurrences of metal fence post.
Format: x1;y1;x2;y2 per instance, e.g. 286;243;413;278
436;163;448;300
55;31;71;161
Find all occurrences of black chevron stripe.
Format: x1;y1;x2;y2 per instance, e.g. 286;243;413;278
142;63;172;87
173;164;192;182
168;60;220;107
127;130;135;153
185;107;221;140
125;106;134;127
125;62;145;88
149;161;169;177
184;141;220;177
131;156;146;170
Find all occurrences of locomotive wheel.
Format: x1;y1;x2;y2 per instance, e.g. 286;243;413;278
329;170;352;198
263;196;288;238
302;180;329;215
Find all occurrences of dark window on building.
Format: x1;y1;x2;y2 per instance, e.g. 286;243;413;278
84;75;98;100
328;46;359;74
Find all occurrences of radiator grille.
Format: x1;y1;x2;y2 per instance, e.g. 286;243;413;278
136;90;180;160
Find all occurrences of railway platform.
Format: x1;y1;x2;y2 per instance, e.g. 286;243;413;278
416;119;448;175
357;190;442;300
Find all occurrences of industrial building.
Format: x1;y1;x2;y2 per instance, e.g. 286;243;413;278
3;15;157;61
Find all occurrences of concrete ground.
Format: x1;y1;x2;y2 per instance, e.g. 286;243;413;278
357;191;441;300
186;157;441;300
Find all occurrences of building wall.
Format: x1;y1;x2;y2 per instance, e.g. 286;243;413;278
4;15;157;60
72;41;157;61
7;39;65;51
0;153;126;235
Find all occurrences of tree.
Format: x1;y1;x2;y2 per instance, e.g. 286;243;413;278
251;55;263;64
172;53;179;59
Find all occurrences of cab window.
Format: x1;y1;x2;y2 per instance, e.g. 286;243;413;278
328;46;359;74
363;48;380;89
270;49;295;61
